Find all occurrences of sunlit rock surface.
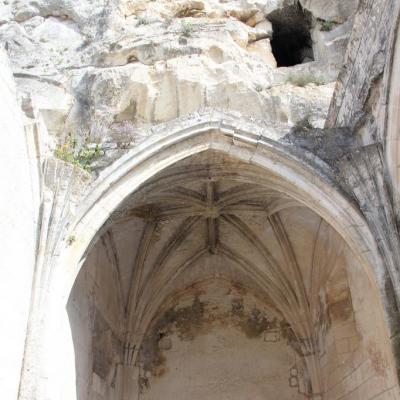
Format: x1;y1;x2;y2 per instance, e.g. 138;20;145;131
1;0;358;168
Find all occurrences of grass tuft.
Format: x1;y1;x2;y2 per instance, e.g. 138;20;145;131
54;138;102;172
180;21;194;38
319;19;337;32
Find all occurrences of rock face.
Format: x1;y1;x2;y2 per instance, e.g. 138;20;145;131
1;0;358;170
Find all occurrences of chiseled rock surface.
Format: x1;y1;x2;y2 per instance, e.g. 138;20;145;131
0;0;358;169
326;0;398;136
300;0;358;23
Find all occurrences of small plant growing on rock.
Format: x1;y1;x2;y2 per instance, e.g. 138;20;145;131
319;19;337;32
66;235;76;246
137;16;149;26
180;21;194;37
54;138;102;172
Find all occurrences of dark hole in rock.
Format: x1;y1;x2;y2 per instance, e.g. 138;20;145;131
268;4;314;67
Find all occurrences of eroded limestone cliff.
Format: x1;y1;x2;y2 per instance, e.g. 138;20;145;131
1;0;358;171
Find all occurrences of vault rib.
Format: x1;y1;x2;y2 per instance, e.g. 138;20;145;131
219;244;294;316
217;187;279;208
309;219;344;317
268;215;311;309
155;205;204;217
268;214;324;395
221;214;300;313
134;248;208;340
101;231;125;317
222;204;269;213
268;214;314;347
132;216;202;330
309;219;324;312
207;218;218;254
266;198;304;217
206;180;218;254
219;244;312;344
222;199;301;215
143;194;206;208
171;186;205;202
126;221;157;316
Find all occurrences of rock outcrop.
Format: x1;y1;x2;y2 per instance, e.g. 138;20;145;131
0;0;359;171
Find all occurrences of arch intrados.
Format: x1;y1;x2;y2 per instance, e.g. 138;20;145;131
58;125;384;320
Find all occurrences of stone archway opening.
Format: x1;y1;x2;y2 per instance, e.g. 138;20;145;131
269;4;314;67
66;149;397;400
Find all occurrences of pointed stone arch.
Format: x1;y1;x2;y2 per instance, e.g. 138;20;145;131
20;112;399;400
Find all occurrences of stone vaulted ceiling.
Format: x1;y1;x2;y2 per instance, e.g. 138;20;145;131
97;151;347;366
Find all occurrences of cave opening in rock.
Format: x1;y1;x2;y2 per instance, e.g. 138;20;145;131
269;4;314;67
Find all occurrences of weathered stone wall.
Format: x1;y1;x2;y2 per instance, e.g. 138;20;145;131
326;0;400;138
68;238;125;400
0;49;39;400
341;249;400;400
138;282;304;400
323;0;400;384
320;248;399;400
386;19;400;204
